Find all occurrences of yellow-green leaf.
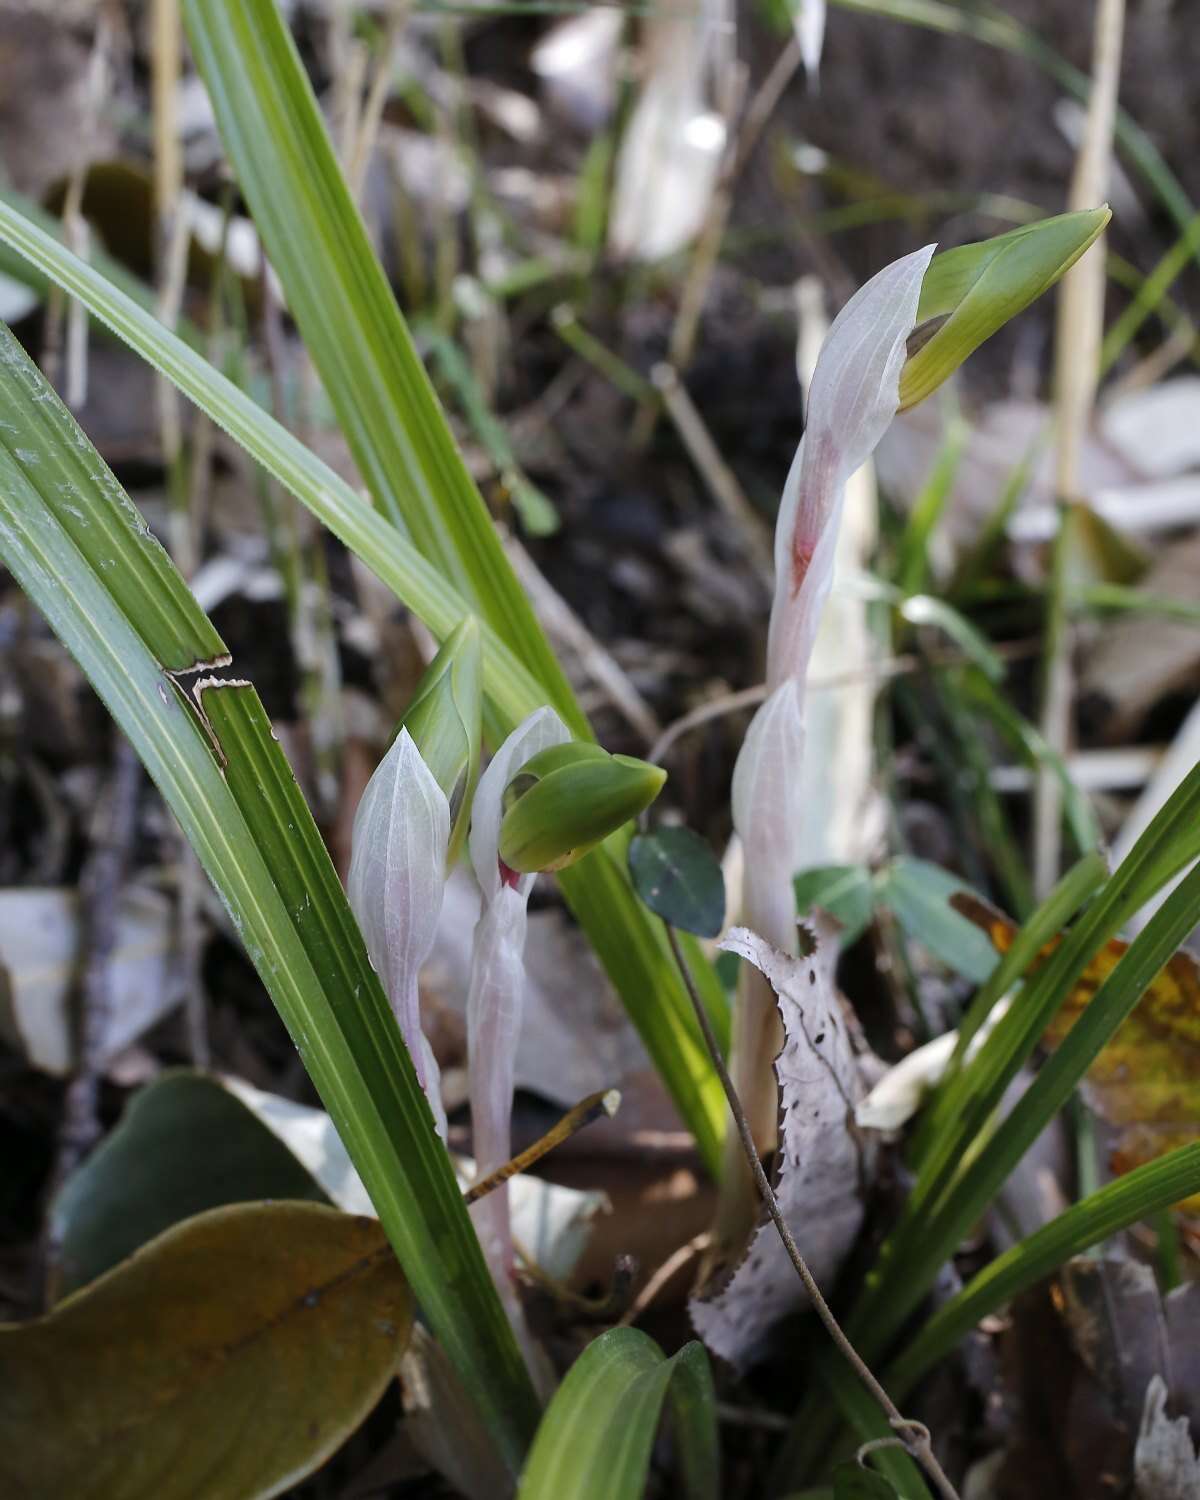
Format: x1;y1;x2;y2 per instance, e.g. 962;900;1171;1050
899;208;1110;410
0;1202;412;1500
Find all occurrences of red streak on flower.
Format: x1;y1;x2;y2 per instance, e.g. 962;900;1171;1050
789;430;836;596
791;533;815;595
499;857;521;889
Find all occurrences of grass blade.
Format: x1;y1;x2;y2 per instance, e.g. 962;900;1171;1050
0;320;539;1468
516;1329;719;1500
885;1141;1200;1398
856;761;1200;1358
0;196;728;1176
181;0;577;727
903;858;1200;1338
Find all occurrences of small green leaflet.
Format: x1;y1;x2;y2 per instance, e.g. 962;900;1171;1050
629;827;726;939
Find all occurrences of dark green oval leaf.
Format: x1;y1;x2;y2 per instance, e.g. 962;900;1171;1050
50;1071;328;1300
630;828;726;938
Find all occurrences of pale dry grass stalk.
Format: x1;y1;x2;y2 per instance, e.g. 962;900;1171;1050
347;7;409;205
1036;0;1125;898
42;7;114;404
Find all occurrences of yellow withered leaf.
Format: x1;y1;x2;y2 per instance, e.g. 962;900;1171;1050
952;892;1200;1212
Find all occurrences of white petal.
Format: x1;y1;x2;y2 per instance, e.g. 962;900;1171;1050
464;707;571;1320
794;0;826;80
855;995;1012;1131
768;245;934;688
347;728;449;1121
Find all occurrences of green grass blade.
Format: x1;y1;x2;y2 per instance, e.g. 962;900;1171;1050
821;1356;930;1499
1100;214;1200;374
894;420;966;597
905;858;1200;1334
0;185;204;352
856;762;1200;1357
906;850;1108;1173
181;0;579;731
897;595;1004;683
885;1142;1200;1398
0;197;543;720
963;668;1101;860
517;1329;719;1500
0;320;538;1468
1075;583;1200;629
0;197;727;1174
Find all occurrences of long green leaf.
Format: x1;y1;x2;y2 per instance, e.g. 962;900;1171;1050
181;0;730;1149
517;1329;719;1500
884;1141;1200;1399
856;761;1200;1358
0;185;204;353
0;320;538;1468
0;196;727;1175
901;858;1200;1344
182;0;577;725
777;767;1200;1487
906;850;1108;1172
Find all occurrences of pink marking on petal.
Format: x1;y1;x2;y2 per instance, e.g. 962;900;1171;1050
499;857;521;889
791;533;816;596
789;430;837;596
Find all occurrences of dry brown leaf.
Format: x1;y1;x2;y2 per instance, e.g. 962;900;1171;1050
690;919;871;1371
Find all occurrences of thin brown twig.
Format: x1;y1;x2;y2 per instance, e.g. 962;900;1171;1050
652;362;775;582
463;1088;621;1205
618;1231;712;1327
664;923;960;1500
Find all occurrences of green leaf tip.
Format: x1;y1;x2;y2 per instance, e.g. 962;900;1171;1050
499;742;667;874
398;615;483;868
899;205;1111;412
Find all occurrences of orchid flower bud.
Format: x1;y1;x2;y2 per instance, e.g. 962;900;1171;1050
397;616;482;870
347;728;450;1138
498;742;667;874
898;207;1110;411
466;707;570;1352
724;247;934;1179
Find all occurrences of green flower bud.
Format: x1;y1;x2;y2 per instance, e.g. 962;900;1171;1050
498;741;667;873
397;615;482;868
899;206;1111;412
